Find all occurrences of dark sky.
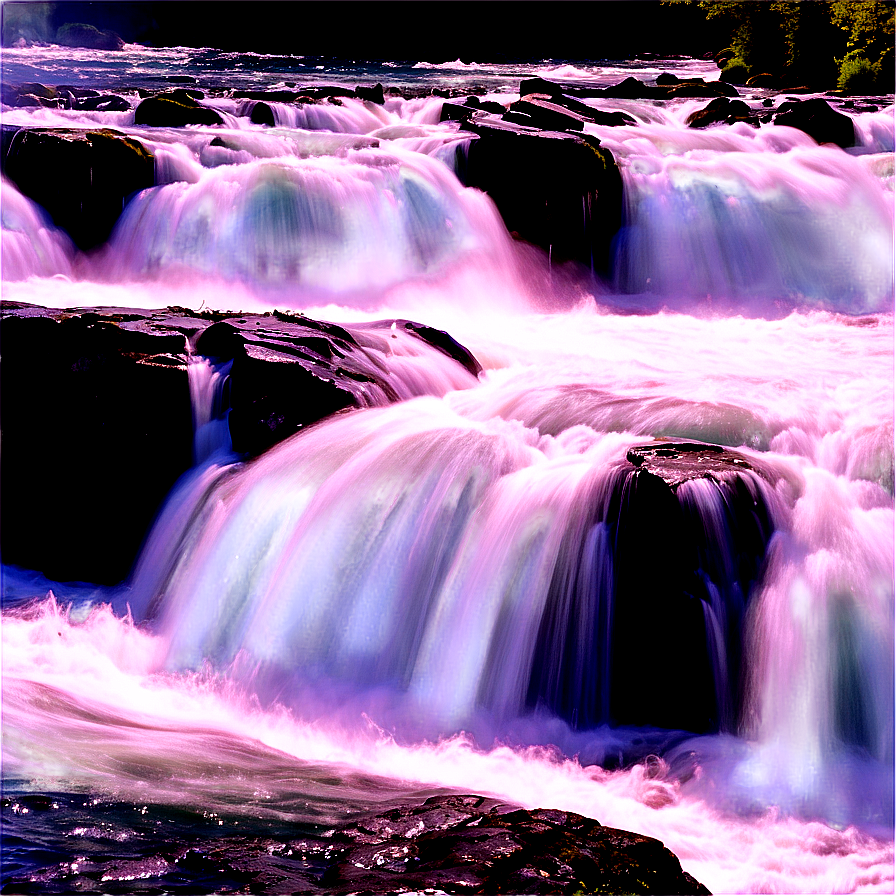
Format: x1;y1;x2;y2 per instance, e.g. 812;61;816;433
2;1;724;60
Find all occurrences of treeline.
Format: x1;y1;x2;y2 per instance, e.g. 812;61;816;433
674;0;894;92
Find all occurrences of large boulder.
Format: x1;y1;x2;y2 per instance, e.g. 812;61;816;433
55;22;124;51
322;794;711;894
772;97;856;148
1;127;154;250
687;96;758;129
528;441;775;734
459;117;623;274
0;308;193;584
611;442;774;732
134;92;225;127
0;305;481;583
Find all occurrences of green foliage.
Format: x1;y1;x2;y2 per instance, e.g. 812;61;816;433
694;0;893;91
720;57;749;84
837;54;880;93
1;2;55;45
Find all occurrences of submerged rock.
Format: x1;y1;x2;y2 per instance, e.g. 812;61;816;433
1;127;154;250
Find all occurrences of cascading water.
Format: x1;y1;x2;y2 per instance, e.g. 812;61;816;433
1;44;894;895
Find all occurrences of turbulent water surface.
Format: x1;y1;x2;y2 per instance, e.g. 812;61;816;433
1;43;894;894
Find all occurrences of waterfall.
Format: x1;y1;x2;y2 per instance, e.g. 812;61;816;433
101;144;521;307
1;46;893;894
1;178;74;280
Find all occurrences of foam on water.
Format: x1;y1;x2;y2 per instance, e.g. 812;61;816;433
2;598;893;894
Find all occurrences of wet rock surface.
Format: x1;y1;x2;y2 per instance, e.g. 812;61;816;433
772;97;856;147
0;303;481;583
529;440;776;734
1;126;155;250
612;442;774;733
459;117;623;274
0;792;710;895
133;90;225;127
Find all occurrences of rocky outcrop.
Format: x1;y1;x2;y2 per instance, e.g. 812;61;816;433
194;313;480;457
459;117;623;273
519;75;738;100
134;90;225;127
687;96;758;128
321;794;711;894
1;83;130;111
0;308;192;584
772;97;856;148
231;83;386;105
0;792;710;895
55;22;124;51
0;304;481;583
1;126;154;250
613;442;774;732
529;440;775;735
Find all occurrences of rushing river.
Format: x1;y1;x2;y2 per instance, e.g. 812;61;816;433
1;44;894;894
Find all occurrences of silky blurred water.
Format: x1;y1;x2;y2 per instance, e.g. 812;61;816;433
1;47;894;894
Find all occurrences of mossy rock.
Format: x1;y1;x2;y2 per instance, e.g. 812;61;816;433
134;94;224;127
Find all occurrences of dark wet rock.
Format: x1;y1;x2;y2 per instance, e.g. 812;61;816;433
612;442;774;732
459;117;623;274
0;792;710;895
1;127;154;250
0;309;192;584
355;83;385;104
0;304;481;582
503;97;586;131
8;81;56;100
519;75;737;102
195;314;480;457
232;89;303;102
440;100;477;123
72;93;131;112
668;80;740;98
587;75;668;100
56;22;124;50
624;440;763;486
248;99;276;126
523;92;638;127
322;794;711;894
57;84;102;98
746;73;778;88
529;440;775;734
134;92;224;127
687;97;757;128
772;97;856;148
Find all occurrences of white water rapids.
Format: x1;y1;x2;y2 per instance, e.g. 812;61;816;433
1;48;894;893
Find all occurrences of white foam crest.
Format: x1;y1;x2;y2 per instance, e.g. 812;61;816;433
233;96;393;133
3;603;892;894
